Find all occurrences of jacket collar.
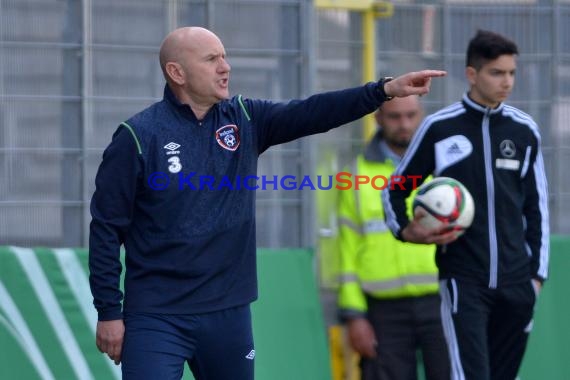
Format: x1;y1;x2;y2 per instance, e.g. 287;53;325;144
164;84;184;107
163;84;220;121
462;92;504;116
363;130;400;165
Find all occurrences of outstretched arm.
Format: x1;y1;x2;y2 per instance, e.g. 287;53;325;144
249;69;447;152
384;70;447;98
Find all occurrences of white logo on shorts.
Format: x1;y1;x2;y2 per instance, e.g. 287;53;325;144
245;349;255;360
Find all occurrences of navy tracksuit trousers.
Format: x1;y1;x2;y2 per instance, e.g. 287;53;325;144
121;304;254;380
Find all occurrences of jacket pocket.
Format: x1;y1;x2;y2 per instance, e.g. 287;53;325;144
530;279;540;303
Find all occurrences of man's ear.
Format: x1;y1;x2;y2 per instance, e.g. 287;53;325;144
374;108;383;126
465;66;477;86
165;62;185;85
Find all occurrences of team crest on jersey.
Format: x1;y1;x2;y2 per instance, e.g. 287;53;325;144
216;125;240;151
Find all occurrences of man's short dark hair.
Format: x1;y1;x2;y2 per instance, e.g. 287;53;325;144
466;30;518;70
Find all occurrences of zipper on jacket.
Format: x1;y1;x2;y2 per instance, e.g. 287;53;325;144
482;110;499;288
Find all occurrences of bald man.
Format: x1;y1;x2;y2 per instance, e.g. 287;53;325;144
89;26;448;380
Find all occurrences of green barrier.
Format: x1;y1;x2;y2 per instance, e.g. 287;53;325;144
252;249;331;380
1;241;568;379
0;247;331;380
0;247;120;379
519;235;570;379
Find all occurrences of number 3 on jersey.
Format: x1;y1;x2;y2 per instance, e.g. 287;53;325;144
168;156;182;173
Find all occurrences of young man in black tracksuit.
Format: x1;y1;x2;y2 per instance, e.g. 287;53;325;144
382;30;549;380
88;26;447;380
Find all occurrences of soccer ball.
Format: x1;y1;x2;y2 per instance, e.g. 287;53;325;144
412;177;475;236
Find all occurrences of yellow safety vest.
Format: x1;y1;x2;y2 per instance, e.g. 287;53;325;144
337;155;438;314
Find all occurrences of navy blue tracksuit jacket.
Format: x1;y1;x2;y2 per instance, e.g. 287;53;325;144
89;83;387;320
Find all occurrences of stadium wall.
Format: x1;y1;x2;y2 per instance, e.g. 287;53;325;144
1;238;569;379
0;247;331;380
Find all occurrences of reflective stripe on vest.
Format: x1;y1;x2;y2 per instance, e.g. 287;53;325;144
338;217;362;234
338;218;388;234
338;273;359;283
364;219;388;233
360;274;439;292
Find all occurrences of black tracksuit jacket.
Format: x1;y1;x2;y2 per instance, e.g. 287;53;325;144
383;94;549;288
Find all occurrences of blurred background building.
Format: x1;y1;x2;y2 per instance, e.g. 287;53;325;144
1;0;568;250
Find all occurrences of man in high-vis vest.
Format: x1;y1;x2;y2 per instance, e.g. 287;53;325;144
337;96;449;380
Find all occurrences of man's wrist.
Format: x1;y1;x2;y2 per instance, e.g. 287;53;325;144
377;77;394;101
97;307;123;321
396;220;411;242
339;309;366;323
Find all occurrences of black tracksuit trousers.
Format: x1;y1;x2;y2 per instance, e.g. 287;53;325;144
360;294;450;380
439;278;537;380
